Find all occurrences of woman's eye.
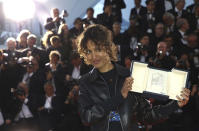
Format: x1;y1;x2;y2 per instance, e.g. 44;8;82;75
96;48;101;52
86;50;91;54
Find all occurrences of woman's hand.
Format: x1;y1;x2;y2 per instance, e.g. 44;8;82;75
177;88;190;108
121;77;134;99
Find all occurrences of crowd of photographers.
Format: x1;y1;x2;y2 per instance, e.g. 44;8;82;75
0;0;199;130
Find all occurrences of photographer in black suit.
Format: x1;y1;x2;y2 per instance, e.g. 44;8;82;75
82;8;97;26
149;41;176;70
36;81;65;131
45;51;67;96
1;38;24;99
172;18;190;57
3;86;38;131
130;0;147;19
97;4;114;30
3;37;22;60
104;0;126;23
168;0;189;23
44;8;66;33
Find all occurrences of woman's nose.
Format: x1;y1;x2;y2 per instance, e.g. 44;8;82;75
91;52;97;59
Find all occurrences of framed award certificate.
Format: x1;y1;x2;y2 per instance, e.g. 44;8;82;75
130;61;189;100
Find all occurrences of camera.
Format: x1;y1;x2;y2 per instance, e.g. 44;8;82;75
13;88;26;98
0;53;15;68
137;43;149;51
135;43;149;56
26;61;34;68
61;9;68;18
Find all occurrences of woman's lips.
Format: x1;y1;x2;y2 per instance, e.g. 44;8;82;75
93;60;100;65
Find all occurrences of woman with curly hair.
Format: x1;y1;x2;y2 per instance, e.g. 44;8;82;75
77;24;190;131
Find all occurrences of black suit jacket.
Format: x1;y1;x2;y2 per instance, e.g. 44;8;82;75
0;63;24;91
104;0;126;22
69;27;83;39
149;55;176;70
172;30;189;57
35;95;65;116
4;95;35;121
82;18;97;25
188;14;199;32
66;62;92;78
3;49;23;59
29;69;46;96
168;9;189;23
44;17;65;32
45;63;67;96
155;0;175;22
141;12;159;33
21;47;48;68
130;6;147;19
21;47;45;57
97;13;114;30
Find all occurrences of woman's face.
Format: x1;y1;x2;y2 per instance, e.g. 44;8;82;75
85;40;112;72
20;35;27;45
50;55;59;64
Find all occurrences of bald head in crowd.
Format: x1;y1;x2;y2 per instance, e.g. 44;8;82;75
6;37;16;51
157;41;168;56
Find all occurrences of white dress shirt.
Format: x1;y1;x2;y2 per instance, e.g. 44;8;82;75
0;109;4;126
44;95;55;109
165;0;173;11
72;66;81;80
22;72;33;85
136;7;141;15
179;30;188;45
15;98;33;121
175;7;182;18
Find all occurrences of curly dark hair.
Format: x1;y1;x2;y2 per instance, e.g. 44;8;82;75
77;24;117;65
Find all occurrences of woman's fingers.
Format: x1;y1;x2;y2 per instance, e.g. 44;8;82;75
177;88;190;107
